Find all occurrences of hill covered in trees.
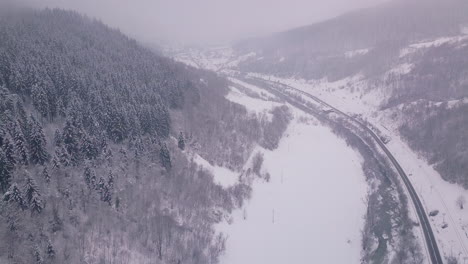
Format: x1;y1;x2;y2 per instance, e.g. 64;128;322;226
0;8;290;264
234;0;468;80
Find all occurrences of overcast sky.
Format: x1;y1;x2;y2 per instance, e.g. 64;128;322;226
17;0;388;45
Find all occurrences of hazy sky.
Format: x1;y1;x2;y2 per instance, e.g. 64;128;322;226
17;0;388;45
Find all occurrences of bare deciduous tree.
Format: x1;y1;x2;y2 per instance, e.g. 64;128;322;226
456;195;466;210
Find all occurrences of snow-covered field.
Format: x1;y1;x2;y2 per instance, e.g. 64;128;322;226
170;47;385;263
171;36;468;262
189;77;369;263
246;69;468;262
217;106;367;264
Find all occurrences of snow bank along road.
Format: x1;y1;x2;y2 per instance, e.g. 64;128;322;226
242;76;444;264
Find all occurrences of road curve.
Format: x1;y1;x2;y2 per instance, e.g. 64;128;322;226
247;77;444;264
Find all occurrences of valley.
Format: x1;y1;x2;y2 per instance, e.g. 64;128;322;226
171;33;468;262
2;1;468;263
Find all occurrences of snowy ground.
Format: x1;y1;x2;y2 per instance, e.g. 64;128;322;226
384;128;468;262
245;69;468;263
191;153;239;188
171;37;468;262
188;75;369;263
217;104;367;264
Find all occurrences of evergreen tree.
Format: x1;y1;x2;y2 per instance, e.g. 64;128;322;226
102;185;112;205
34;245;43;264
3;136;16;168
46;240;55;259
0;126;4;148
177;131;185;150
56;98;66;118
51;151;61;170
42;166;50;184
96;177;108;202
53;129;62;147
154;103;170;138
159;142;171;171
16;101;30;139
104;148;113;165
31;84;50;119
0;149;12;192
13;122;29;165
56;145;71;167
107;111;128;143
96;177;105;193
107;170;114;191
1;110;14;136
30;192;44;214
23;177;43;214
3;183;25;209
29;116;49;165
62;120;80;165
84;166;96;189
81;134;99;160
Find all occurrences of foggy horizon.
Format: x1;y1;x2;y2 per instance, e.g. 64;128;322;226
15;0;388;45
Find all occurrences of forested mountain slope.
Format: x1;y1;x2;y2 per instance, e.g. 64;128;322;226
0;8;289;264
394;37;468;187
235;0;468;80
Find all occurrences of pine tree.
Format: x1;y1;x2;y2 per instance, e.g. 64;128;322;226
46;240;55;259
3;137;16;168
0;126;4;148
56;145;71;167
29;116;49;165
178;131;185;150
30;192;44;214
103;185;112;205
3;183;25;209
62;120;80;165
0;149;12;192
23;176;43;214
104;148;113;165
97;177;105;193
34;245;43;264
107;111;127;143
53;129;62;147
81;134;99;160
159;142;171;171
154;103;170;138
84;166;96;189
16;101;30;139
107;170;114;190
6;211;20;231
13;121;29;165
42;166;50;184
1;110;15;137
31;84;50;119
51;150;61;170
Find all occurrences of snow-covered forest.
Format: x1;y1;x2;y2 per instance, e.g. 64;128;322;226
0;8;293;263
